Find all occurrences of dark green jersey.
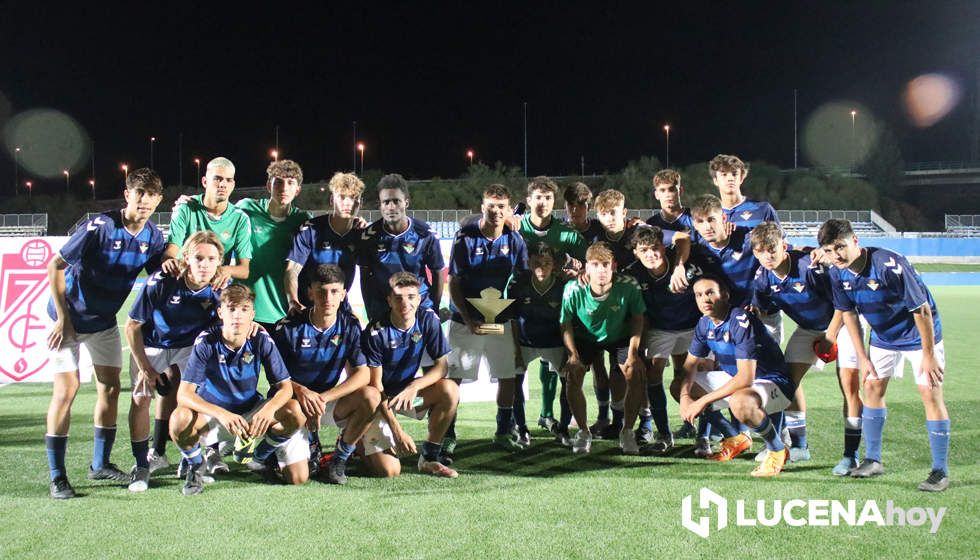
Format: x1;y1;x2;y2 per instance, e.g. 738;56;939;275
560;274;646;343
167;194;252;263
519;214;587;262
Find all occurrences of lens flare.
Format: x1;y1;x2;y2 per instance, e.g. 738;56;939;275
2;108;91;178
903;73;961;128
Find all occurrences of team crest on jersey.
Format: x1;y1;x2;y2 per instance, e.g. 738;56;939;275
707;330;715;339
221;231;231;240
548;301;559;308
218;354;226;364
301;338;311;348
139;242;149;253
474;247;484;256
112;240;122;251
792;282;805;293
723;332;730;342
377;243;386;253
770;285;781;293
200;300;212;310
403;242;416;254
253;226;263;235
411;331;422;343
330;334;341;346
500;245;510;256
740;211;753;222
320;242;332;251
867;279;880;291
843;281;852;290
169;295;181;305
523;297;532;304
731;251;742;261
242;352;254;364
610;304;621;312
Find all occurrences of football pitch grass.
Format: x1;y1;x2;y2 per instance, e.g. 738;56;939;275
0;288;977;559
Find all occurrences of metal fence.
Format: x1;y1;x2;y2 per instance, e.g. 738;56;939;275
0;213;48;236
945;215;980;233
69;212;173;235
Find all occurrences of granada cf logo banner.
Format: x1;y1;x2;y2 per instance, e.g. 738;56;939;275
0;237;68;383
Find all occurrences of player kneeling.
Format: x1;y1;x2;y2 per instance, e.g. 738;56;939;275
678;276;796;477
170;285;308;495
273;265;388;485
362;272;459;478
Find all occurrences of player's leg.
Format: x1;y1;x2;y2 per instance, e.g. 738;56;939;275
784;362;810;461
645;357;673;452
84;327;127;481
251;400;309;485
589;352;610;435
850;346;895;478
604;362;627;439
538;360;559;430
168;405;212;495
729;381;790;477
324;386;383;483
619;346;644;455
417;379;460;477
487;327;522;450
833;325;864;475
669;352;696;439
151;366;180;472
511;372;530;446
126;355;154;492
554;372;573;446
45;362;81;499
444;321;480;457
910;343;950;491
689;371;746;461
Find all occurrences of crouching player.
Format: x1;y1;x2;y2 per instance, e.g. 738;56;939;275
273;265;387;485
750;222;865;470
125;231;223;492
678;276;796;477
820;219;951;491
170;285;308;495
561;242;646;454
362;272;459;478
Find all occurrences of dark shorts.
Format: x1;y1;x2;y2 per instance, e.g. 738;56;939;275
575;338;631;368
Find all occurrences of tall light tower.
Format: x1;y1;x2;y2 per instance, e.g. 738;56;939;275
850;110;857;172
663;124;671;168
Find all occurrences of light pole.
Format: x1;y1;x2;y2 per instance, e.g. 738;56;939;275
14;146;20;196
466;149;474;166
271;149;278;161
194;158;200;180
663;124;671;168
275;125;280;154
849;110;857;172
357;142;365;175
121;163;129;182
149;136;157;168
25;181;32;201
89;179;95;200
63;169;70;193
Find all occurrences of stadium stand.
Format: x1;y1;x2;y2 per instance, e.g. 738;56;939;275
68;212;172;237
945;215;980;236
0;214;48;236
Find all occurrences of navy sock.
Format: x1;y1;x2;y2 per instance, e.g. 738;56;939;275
786;411;807;448
45;434;68;481
445;414;458;440
862;406;887;462
92;426;116;470
843;416;862;460
512;375;527;428
697;414;712;438
752;415;785;452
309;430;321;445
335;439;356;463
704;410;739;438
496;407;514;436
558;377;572;430
926;419;950;474
595;385;610;421
610;403;624;429
254;433;291;462
422;441;442;462
647;383;670;434
132;438;150;469
181;443;204;466
152;418;169;455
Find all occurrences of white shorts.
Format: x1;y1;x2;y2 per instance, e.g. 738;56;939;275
317;399;395;456
518;346;565;376
760;311;784;345
129;346;192;396
447;321;519;381
645;329;695;360
785;326;862;371
869;341;945;386
48;326;122;373
693;370;792;414
202;400;309;468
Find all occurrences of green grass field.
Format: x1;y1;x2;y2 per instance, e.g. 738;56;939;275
0;287;977;560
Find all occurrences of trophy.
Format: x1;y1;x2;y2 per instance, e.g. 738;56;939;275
466;287;515;335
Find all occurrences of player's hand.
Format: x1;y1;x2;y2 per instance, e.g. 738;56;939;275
815;337;834;355
438;307;452;323
625;217;642;229
576;272;590;287
287;298;306;317
505;215;521;231
248;406;277;438
160;257;181;277
621;355;645;381
248;321;264;338
725;221;736;236
393;429;417;456
171;194;192;211
919;351;944;387
389;386;419;413
47;317;76;351
562;357;586;380
680;396;706;425
514;351;525;371
220;412;250;439
296;386;327;419
565;256;583;273
669;264;689;293
353;216;368;229
464;317;485;336
138;367;162;389
211;266;233;289
858;356;879;386
305;414;321;432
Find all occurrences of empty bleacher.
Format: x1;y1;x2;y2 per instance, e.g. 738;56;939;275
0;214;48;236
945;215;980;236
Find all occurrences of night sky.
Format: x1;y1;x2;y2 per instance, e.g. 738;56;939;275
1;2;977;197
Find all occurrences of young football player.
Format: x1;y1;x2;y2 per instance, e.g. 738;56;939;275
678;276;796;477
45;167;166;499
169;285;308;495
124;231;223;492
819;219;951;491
362;272;459;478
560;242;646;454
708;154;780;229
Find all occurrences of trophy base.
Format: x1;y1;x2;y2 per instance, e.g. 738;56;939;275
476;322;505;335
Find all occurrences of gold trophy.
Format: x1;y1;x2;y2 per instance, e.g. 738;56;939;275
466;287;515;335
